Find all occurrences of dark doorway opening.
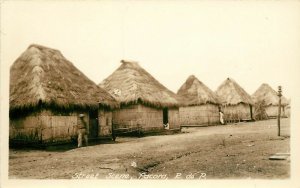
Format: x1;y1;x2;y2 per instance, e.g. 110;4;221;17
89;110;99;138
163;108;169;124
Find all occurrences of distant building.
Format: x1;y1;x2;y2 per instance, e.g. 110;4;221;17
252;83;288;118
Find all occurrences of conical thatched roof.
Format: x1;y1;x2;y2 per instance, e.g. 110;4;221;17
10;44;118;111
177;75;220;106
215;78;253;105
99;60;179;108
252;83;288;106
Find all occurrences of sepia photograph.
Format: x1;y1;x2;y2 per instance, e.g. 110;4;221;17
1;1;300;188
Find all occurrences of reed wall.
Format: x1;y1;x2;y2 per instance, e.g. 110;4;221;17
179;104;220;126
223;103;251;121
9;108;112;144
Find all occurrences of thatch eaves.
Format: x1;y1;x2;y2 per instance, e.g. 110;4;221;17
215;78;253;106
10;44;118;112
177;75;220;106
252;83;288;106
99;60;179;108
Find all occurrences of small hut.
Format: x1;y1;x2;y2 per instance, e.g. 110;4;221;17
215;78;254;122
177;75;220;126
252;83;288;118
99;60;180;134
9;44;118;145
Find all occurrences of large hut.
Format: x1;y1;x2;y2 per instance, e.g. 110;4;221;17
252;83;288;118
177;75;220;126
9;44;118;145
99;60;180;134
215;78;254;122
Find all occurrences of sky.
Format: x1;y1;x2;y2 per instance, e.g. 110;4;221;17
1;1;300;99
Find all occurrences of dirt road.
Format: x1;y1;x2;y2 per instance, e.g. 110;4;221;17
9;118;290;179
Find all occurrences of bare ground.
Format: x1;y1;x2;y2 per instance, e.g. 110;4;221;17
9;118;290;179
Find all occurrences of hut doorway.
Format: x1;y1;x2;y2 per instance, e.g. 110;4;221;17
163;108;169;124
89;110;99;138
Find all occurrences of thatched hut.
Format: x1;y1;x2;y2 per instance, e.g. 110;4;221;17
9;44;118;145
252;83;288;118
99;60;180;134
177;75;220;126
215;78;254;122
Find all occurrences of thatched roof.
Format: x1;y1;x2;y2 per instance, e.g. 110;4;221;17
177;75;220;106
99;60;179;108
215;78;253;105
252;83;288;106
10;44;118;111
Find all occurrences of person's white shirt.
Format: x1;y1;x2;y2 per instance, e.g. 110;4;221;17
219;112;224;125
164;123;169;130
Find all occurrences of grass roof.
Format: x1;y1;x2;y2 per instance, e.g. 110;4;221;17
10;44;118;112
99;60;179;108
215;78;253;105
177;75;220;106
252;83;288;106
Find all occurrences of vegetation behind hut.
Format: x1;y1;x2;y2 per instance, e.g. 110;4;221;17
253;100;269;120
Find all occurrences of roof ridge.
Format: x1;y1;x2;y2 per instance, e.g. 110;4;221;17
231;79;252;102
177;75;219;105
215;78;253;105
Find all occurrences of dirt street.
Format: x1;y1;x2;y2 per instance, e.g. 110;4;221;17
9;118;290;179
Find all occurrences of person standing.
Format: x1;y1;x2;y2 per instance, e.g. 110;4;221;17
219;111;225;125
77;114;88;147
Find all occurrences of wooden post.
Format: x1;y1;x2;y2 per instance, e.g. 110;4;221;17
277;86;282;136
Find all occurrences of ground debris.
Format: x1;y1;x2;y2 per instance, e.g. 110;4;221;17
98;166;114;170
242;140;254;143
269;137;287;141
226;154;236;157
269;156;288;160
269;153;290;160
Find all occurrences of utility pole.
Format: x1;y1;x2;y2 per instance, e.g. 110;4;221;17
277;86;282;136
